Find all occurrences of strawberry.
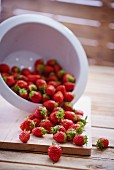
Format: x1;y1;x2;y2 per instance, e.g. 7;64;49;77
11;85;20;93
47;75;58;82
32;127;47;137
54;64;62;73
19;88;28;99
56;85;66;95
33;106;47;119
62;102;73;111
27;74;41;83
40;119;54;133
35;64;45;74
21;68;31;76
27;113;36;120
53;91;64;105
73;135;88;146
19;131;30;143
48;144;62;162
74;110;84;116
68;123;84;135
53;107;64;112
17;74;28;82
11;66;20;73
51;125;66;134
35;59;44;68
29;91;42;103
4;76;15;87
45;85;56;96
66;128;76;141
20;119;35;131
96;138;109;149
33;118;41;127
45;65;54;74
61;119;74;130
0;63;10;73
28;84;37;91
53;131;66;143
64;111;77;122
16;80;28;89
49;110;64;124
48;81;58;88
56;69;66;79
64;92;74;102
63;73;75;83
64;82;75;92
42;93;50;102
36;79;47;91
43;100;58;111
47;59;57;66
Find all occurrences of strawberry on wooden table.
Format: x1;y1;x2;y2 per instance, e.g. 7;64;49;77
73;134;88;146
66;128;76;141
32;127;47;137
20;119;35;132
33;106;47;119
19;131;30;143
49;110;65;124
51;125;66;134
60;119;74;130
40;119;54;133
96;138;109;149
53;131;67;143
48;143;62;162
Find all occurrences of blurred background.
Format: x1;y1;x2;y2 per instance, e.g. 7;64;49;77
0;0;114;67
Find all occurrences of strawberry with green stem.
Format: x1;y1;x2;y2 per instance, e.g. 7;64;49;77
73;135;88;146
51;125;66;134
96;138;109;149
19;88;28;99
34;106;47;119
43;100;58;111
53;131;67;143
48;143;62;162
19;131;30;143
49;110;65;124
32;127;47;137
29;91;42;103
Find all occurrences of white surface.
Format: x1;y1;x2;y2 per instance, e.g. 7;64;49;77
0;14;88;112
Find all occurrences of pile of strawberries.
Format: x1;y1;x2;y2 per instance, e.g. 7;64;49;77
0;59;109;162
0;59;75;104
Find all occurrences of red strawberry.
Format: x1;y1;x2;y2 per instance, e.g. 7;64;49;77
28;84;37;91
62;102;73;111
21;68;31;76
20;119;35;131
60;119;74;130
4;76;15;87
66;128;76;141
16;80;28;89
49;110;64;124
56;85;66;95
47;59;57;66
73;135;88;146
11;85;20;93
48;144;62;162
19;88;28;99
27;113;36;120
64;92;74;102
74;110;84;116
11;66;20;73
56;69;66;79
35;64;45;74
51;125;66;134
33;118;41;127
96;138;109;149
40;119;54;133
27;74;41;83
63;73;75;83
64;82;75;92
45;85;56;96
68;123;84;135
32;127;47;137
42;93;50;102
45;65;54;74
0;63;10;73
35;59;44;67
33;106;47;119
36;79;47;91
54;64;62;73
64;111;77;122
53;91;64;105
53;107;64;112
43;100;58;111
48;81;58;88
19;131;30;143
29;91;42;103
47;75;58;82
17;74;28;82
53;131;66;143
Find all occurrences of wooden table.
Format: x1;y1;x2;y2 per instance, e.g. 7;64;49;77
0;65;114;170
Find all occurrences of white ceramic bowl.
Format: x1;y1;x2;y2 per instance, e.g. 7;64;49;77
0;14;88;113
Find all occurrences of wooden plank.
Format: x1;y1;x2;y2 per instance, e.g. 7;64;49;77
0;150;114;170
0;96;92;156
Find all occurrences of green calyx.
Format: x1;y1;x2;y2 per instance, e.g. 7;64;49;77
12;85;20;92
37;65;45;72
79;116;88;126
29;91;35;97
56;110;64;120
41;127;47;135
83;135;88;145
67;129;76;140
29;84;37;91
59;70;66;76
67;76;75;83
19;88;27;94
75;126;84;135
51;125;60;134
96;139;104;149
40;106;47;116
65;102;73;108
